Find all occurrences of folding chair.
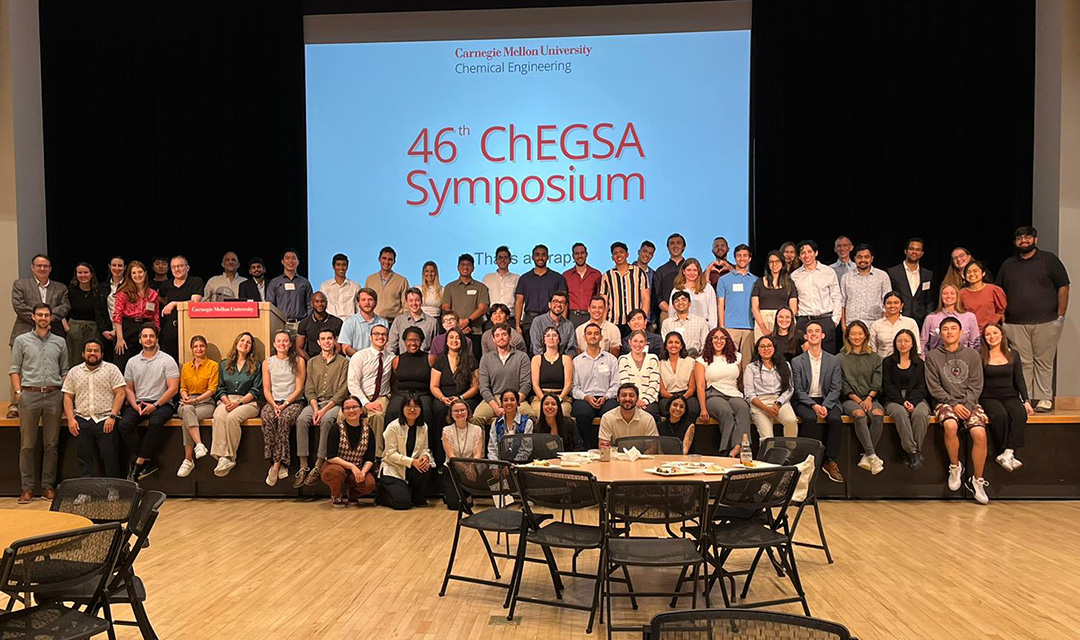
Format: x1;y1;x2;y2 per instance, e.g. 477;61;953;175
613;436;682;455
761;437;833;563
646;608;858;639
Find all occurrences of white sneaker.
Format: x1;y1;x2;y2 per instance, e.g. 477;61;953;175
1035;400;1052;413
177;459;195;478
995;452;1014;471
277;466;289;480
1008;454;1023;471
857;455;872;471
214;457;235;477
969;477;990;505
869;455;884;475
948;463;963;491
194;443;208;459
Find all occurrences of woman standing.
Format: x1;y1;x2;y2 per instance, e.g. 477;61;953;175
751;250;799;340
111;261;160;372
530;326;573;416
743;336;798;439
261;330;307;486
869;291;921;358
959;261;1007;332
176;335;219;478
440;399;485;509
419;260;443;319
921;284;980;351
618;330;662;422
65;262;108;369
429;327;480;455
881;329;929;469
99;256;125;361
980;324;1031;471
322;396;377;507
658;331;700;418
779;241;798;274
211;332;262;476
380;393;435;509
695;328;751;457
839;321;885;474
668;258;718;328
659;396;696;454
534;392;585;452
769;307;805;362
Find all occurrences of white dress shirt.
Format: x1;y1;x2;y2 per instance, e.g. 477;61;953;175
790;263;842;324
904;263;921;297
809;351;823;398
346;346;394;404
320;278;360;318
483;270;519;309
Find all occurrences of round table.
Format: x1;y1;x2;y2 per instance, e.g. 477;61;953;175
550;454;742;484
0;509;93;549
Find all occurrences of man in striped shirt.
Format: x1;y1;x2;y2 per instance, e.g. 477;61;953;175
600;242;650;337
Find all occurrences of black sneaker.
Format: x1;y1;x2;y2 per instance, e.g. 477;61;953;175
126;463;140;482
138;462;160;480
910;452;925;471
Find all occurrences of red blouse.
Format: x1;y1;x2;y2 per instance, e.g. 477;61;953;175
112;289;161;330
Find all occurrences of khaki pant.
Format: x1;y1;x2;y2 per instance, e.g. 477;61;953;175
471;397;539;427
727;328;755;371
19;390;63;491
747;394;798;439
753;309;779;342
179;401;215;446
210;395;260;460
364;396;390;457
1004;319;1065;402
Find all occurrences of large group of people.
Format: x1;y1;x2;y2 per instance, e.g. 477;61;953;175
9;225;1070;507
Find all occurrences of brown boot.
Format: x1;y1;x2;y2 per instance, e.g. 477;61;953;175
43;487;57;501
822;460;845;483
17;490;33;505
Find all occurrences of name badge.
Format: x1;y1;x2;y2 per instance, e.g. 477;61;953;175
466;289;477;295
284;283;296;291
597;364;610;373
732;283;744;292
921;282;930;291
144;302;156;312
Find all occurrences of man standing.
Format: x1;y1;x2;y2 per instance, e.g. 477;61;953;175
116;324;180;481
237;257;267;302
472;324;534;427
654;233;687;322
295;292;343;360
347;324;394;456
716;244;757;366
830;236;856;281
562;242;602;328
661;291;710;356
571;323;620;448
840;244;893;328
791;240;843;353
10;303;68;503
148;257;170;290
62;338;126;479
598;383;659;448
887;238;934;327
320;253;360;318
266;249;313;326
203;251;247;301
9;254;69;418
925;317;991;504
997;226;1070;412
442;253;490;360
620;309;663;354
600;242;650;335
339;289;388;357
634;241;657;323
529;291;576;355
295;329;350;487
365;246;409;322
704;237;735;287
515;244;567;350
387;287;438;354
790;321;845;483
574;296;621;355
482;245;519;310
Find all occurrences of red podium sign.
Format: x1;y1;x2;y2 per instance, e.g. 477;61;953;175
187;302;260;319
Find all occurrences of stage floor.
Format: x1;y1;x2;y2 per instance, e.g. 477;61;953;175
16;497;1079;639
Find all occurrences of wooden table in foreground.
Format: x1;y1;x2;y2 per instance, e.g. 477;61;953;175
555;454;742;484
0;509;93;549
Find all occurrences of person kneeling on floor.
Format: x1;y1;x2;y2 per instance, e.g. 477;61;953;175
377;392;434;509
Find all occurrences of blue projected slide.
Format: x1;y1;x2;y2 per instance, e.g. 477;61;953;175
305;30;749;284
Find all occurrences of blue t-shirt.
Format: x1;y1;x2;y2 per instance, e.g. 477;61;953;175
716;271;757;330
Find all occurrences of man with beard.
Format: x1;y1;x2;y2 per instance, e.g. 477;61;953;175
238;257;267;302
514;244;567;353
63;339;126;478
562;242;602;327
704;236;735;287
997;226;1070;412
598;383;658;448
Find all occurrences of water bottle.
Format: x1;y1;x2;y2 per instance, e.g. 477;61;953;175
740;433;753;466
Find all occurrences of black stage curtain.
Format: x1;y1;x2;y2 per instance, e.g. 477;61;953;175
751;0;1035;279
39;0;306;282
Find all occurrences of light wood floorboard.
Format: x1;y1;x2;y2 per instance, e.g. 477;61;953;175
15;497;1080;639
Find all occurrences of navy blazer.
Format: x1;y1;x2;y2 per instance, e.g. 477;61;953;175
791;350;843;410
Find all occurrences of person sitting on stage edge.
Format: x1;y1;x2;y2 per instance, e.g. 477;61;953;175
378;393;435;510
743;335;798;440
322;396;377;508
176;335;219;478
618;329;662;423
791;321;846;484
472;324;534;426
696;327;751;458
429;327;480;457
261;330;307;487
979;323;1031;473
295;328;350;488
530;326;573;417
210;332;262;477
598;383;659;448
571;323;620;449
117;323;179;482
347;323;394;457
63;338;126;480
658;331;700;419
839;320;886;475
881;329;930;470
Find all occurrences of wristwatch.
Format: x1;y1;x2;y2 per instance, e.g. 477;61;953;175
108;413;121;420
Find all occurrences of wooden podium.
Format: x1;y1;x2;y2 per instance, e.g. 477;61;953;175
177;301;285;363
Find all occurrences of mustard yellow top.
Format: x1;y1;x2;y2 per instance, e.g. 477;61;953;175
181;358;220;397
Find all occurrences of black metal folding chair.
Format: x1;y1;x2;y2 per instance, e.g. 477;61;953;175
761;437;833;563
701;466;810;615
509;467;604;633
50;478;142;525
38;491;166;640
613;436;682;455
0;523;125;640
439;458;553;607
646;608;858;639
498;433;563;463
603;481;710;640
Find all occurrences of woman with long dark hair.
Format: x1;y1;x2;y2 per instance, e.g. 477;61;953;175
534;392;585;451
839;320;885;474
743;335;797;439
979;324;1031;471
658;331;700;418
210;331;262;476
659;395;695;454
65;262;107;368
379;393;435;509
881;328;929;469
751;250;799;340
261;330;306;486
429;327;479;464
769;307;804;362
695;327;751;457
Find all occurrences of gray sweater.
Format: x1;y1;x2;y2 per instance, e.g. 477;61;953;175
478;349;532;403
925;344;983;407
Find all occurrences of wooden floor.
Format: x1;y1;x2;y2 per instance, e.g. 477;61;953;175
15;497;1080;639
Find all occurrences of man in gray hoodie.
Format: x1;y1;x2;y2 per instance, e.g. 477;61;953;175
925;316;990;504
